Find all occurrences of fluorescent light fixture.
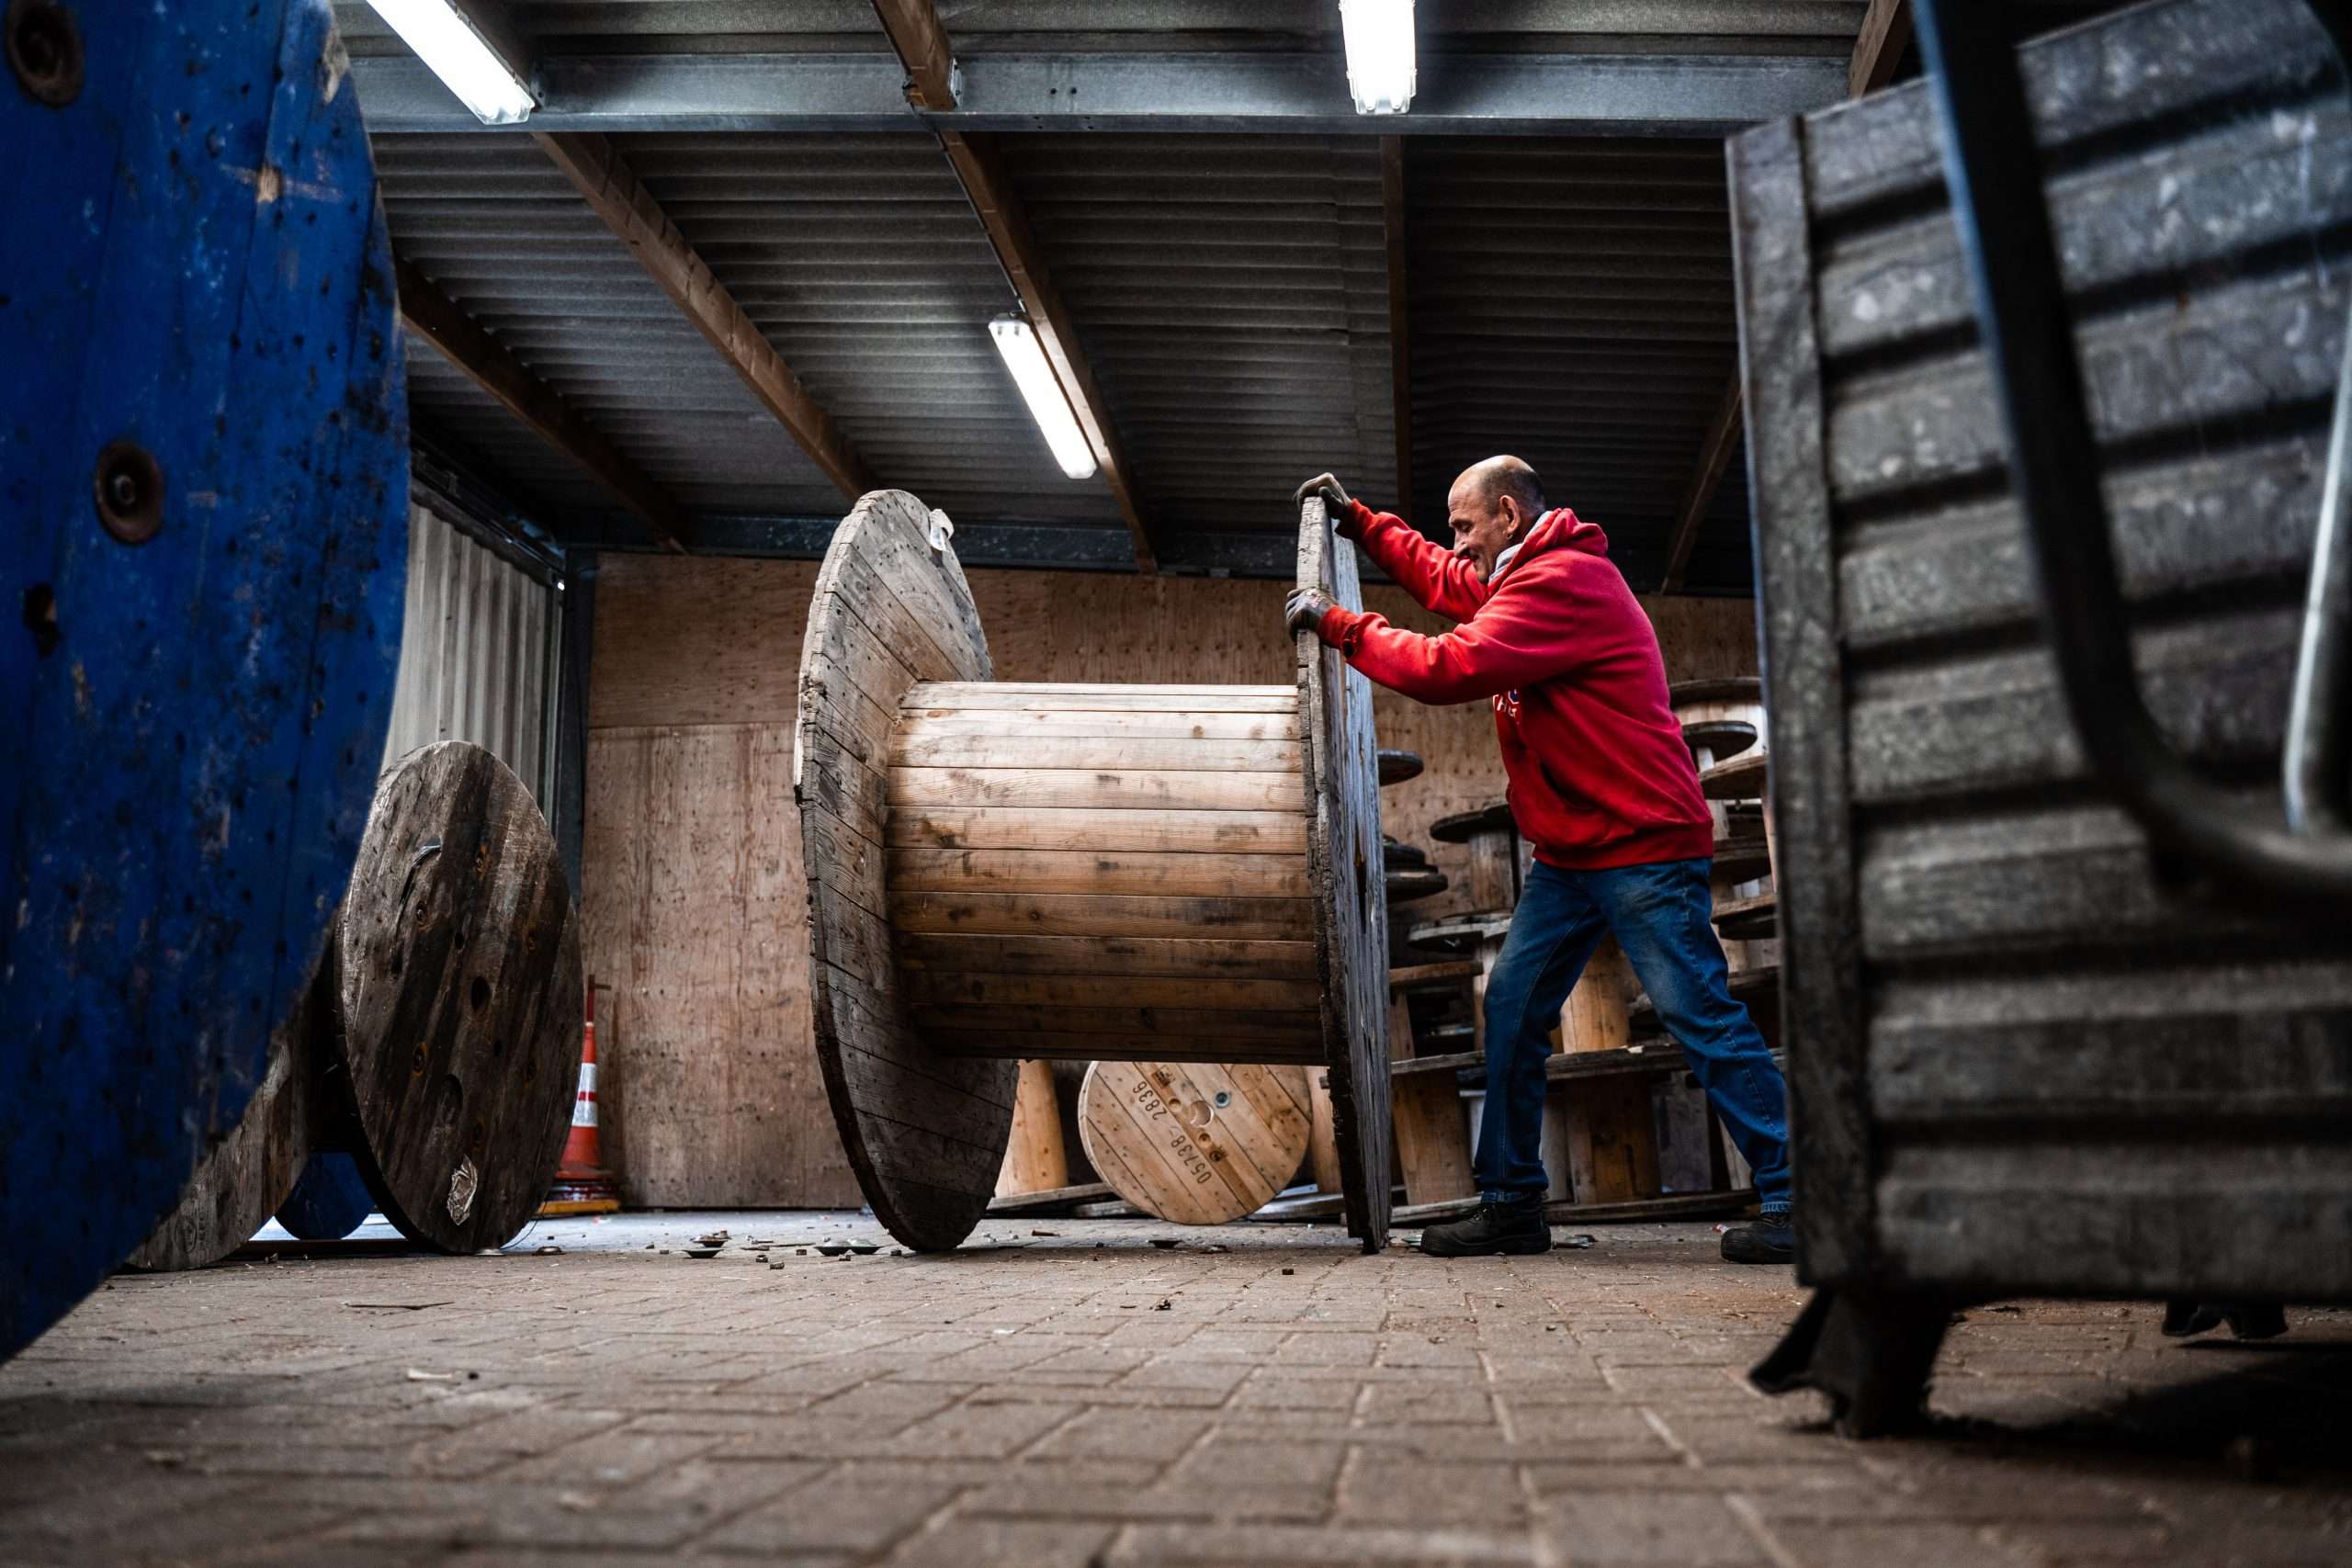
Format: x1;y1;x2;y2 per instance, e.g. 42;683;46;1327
989;316;1098;480
1339;0;1416;115
366;0;537;125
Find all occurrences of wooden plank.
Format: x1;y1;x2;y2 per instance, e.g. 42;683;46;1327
1848;0;1911;97
937;130;1156;572
897;710;1302;741
1393;1072;1476;1209
398;260;689;553
1078;1062;1313;1223
887;848;1308;899
1395;1189;1758;1228
891;730;1304;773
903;970;1323;1013
1563;1075;1664;1205
987;1179;1116;1215
532;131;875;499
870;0;956;108
931;1030;1327;1066
912;1003;1322;1044
889;891;1317;942
889;767;1306;814
902;682;1296;711
334;742;585;1255
897;933;1320;981
1297;493;1393;1251
888;807;1306;855
1306;1069;1342;1194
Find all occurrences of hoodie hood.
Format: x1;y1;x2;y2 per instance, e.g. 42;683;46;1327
1492;507;1609;584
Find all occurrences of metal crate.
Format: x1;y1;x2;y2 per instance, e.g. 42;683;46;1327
1730;0;2352;1432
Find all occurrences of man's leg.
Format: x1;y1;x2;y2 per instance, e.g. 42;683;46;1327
1587;858;1795;1262
1423;863;1605;1258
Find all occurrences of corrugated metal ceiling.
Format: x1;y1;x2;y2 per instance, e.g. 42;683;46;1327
333;0;1944;594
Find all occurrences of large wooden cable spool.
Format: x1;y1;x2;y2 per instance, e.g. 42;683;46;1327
131;744;585;1268
0;0;407;1359
1079;1062;1313;1224
795;491;1390;1253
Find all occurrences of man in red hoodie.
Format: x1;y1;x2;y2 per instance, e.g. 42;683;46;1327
1288;458;1792;1263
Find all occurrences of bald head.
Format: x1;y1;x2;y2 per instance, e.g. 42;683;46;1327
1444;456;1548;581
1456;456;1544;519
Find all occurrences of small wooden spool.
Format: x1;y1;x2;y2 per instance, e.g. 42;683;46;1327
1670;677;1764;765
1079;1062;1313;1224
131;744;584;1269
797;492;1391;1252
1378;749;1425;786
1432;803;1521;914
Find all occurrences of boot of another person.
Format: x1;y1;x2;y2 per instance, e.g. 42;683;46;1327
1721;1209;1795;1264
1419;1193;1551;1258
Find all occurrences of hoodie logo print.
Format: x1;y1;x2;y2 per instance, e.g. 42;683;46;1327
1495;689;1522;724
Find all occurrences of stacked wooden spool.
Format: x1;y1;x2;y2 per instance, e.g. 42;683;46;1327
1392;801;1687;1219
796;491;1394;1250
131;743;586;1269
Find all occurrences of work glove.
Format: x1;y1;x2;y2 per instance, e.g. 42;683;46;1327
1285;585;1338;638
1294;472;1354;523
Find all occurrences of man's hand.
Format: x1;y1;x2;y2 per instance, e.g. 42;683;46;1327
1285;585;1337;638
1294;472;1353;520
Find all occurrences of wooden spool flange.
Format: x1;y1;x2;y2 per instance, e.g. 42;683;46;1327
795;492;1391;1252
1378;750;1425;786
1079;1061;1313;1224
277;1155;376;1243
1670;678;1764;762
131;744;586;1268
1431;802;1522;912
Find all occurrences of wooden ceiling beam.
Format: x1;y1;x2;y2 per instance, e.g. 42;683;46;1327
1849;0;1915;98
396;256;690;553
1381;135;1413;526
939;129;1158;574
532;130;877;502
1661;0;1909;591
871;0;957;109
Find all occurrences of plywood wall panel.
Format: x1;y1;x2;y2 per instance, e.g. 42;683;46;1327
583;549;1753;1206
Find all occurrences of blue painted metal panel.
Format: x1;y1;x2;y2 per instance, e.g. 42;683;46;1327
1;0;407;1357
275;1153;375;1242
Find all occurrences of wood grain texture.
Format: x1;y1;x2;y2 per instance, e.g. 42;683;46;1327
1079;1062;1312;1224
797;491;1012;1252
997;1060;1071;1198
128;954;335;1272
1298;495;1393;1251
584;556;1755;1207
336;743;585;1254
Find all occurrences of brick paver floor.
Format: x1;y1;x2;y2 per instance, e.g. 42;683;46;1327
3;1213;2346;1566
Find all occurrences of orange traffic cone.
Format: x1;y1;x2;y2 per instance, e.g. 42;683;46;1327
540;979;621;1216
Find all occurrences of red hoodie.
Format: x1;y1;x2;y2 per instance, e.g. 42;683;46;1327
1317;501;1713;871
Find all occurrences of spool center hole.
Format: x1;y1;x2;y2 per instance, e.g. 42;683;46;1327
469;976;491;1013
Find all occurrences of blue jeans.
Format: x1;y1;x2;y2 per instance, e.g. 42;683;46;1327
1474;857;1792;1211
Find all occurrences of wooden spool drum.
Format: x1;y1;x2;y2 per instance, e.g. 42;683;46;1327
1432;803;1522;914
131;744;585;1269
796;492;1390;1253
1079;1062;1313;1224
0;0;407;1361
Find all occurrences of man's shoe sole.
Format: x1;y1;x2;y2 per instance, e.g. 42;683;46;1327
1419;1231;1552;1258
1720;1236;1794;1265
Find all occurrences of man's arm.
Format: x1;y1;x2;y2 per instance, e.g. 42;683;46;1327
1338;502;1491;624
1314;572;1574;705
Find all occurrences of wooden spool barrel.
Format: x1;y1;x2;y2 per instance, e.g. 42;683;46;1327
0;0;407;1360
1432;804;1521;914
796;491;1390;1253
130;744;585;1269
1079;1062;1313;1224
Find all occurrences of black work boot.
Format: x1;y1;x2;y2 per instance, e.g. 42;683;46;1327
1419;1194;1551;1258
1721;1209;1795;1265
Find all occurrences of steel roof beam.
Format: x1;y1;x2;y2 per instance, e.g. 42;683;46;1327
396;256;692;553
348;50;1847;134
